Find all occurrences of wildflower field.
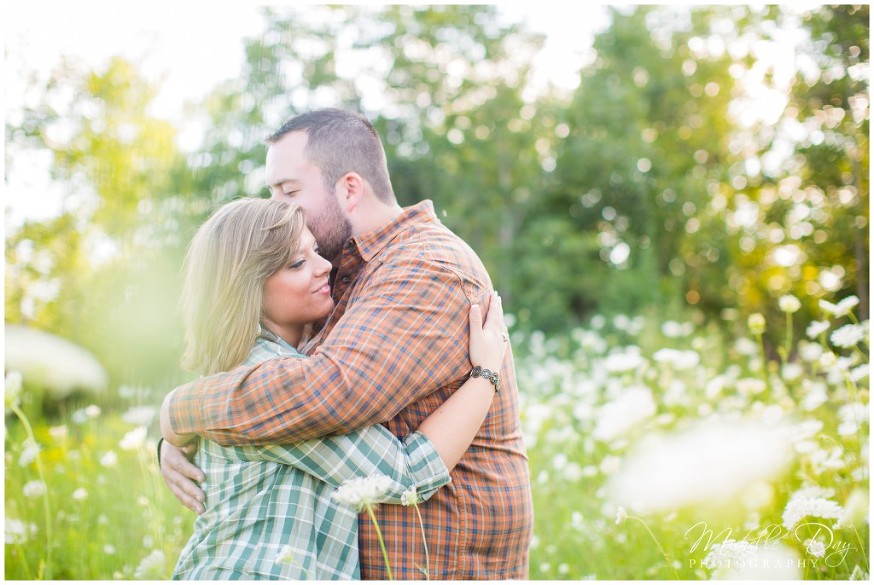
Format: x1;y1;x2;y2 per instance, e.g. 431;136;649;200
4;295;868;580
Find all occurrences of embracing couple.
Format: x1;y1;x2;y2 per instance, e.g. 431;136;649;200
158;109;533;580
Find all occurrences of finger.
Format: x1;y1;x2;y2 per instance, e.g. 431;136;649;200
167;477;206;515
469;303;483;337
483;292;505;332
169;452;207;484
164;465;206;509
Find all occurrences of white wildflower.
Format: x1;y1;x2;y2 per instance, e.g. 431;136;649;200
134;549;166;579
400;486;419;507
5;325;107;400
819;295;859;318
808;447;845;475
782;487;844;530
331;474;394;510
119;426;148;451
781;363;803;382
804;538;826;558
850;364;869;382
5;371;23;410
72;488;88;501
736;378;767;396
603;350;645;373
839;403;868;425
48;425;68;441
100;451;118;467
71;408;89;425
18;439;40;467
652;348;699;370
747;313;766;335
831;324;866;348
661;321;693;338
122;405;157;427
850;565;868;580
778;295;801;313
103;544;116;555
5;518;36;544
734;337;758;356
599;455;622;475
837;489;869;530
615;507;627;525
608;419;793;514
593;386;656;442
819;352;838;369
806;321;830;339
707;541;801;580
23;480;46;499
790;419;823;442
276;544;295;564
85;404;101;418
798;341;824;362
703;538;758;570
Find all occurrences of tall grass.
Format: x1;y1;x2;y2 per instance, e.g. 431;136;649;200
4;296;869;580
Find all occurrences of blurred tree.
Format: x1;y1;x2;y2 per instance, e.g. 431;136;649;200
716;4;869;328
546;6;739;321
6;57;192;392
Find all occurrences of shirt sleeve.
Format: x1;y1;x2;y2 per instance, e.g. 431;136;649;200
168;252;480;445
235;429;450;503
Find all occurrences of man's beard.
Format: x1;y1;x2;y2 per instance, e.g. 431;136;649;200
310;194;353;265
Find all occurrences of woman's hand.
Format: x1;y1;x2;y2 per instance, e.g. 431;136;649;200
468;291;509;373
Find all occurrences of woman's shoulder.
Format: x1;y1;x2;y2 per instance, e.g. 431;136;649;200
244;328;304;365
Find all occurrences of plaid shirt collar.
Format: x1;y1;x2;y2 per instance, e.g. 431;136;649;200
349;200;437;263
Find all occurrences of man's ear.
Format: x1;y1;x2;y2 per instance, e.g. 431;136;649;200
338;172;365;212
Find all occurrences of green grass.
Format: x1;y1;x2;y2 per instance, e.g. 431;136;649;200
5;302;870;580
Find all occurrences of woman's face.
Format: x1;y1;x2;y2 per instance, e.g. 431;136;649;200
261;226;334;343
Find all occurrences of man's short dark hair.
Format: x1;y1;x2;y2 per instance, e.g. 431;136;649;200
268;109;395;203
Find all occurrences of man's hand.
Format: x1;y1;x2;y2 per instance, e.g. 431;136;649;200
159;389;206;514
160;440;206;515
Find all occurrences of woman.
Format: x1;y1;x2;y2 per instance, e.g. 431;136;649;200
166;198;507;580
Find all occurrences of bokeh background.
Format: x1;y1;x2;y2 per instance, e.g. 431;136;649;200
4;3;869;580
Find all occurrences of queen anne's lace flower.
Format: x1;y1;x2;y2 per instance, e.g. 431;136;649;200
782;487;844;530
22;480;46;499
747;313;766;335
133;549;166;579
806;321;830;339
779;295;801;313
819;296;859;318
400;486;419;507
831;324;866;349
119;427;147;451
332;474;394;511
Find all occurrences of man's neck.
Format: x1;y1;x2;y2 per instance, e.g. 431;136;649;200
351;201;404;239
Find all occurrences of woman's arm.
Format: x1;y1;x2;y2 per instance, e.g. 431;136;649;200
232;294;507;501
415;291;507;470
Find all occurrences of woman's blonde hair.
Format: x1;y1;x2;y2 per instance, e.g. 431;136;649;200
180;198;305;375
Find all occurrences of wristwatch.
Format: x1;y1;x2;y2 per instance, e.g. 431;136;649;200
469;365;500;393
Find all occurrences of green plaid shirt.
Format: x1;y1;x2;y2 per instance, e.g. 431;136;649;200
172;331;450;580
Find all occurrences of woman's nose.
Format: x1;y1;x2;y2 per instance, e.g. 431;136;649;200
316;255;332;276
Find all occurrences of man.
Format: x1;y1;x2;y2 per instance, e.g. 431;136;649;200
160;108;533;579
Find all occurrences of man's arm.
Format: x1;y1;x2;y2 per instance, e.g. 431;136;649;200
167;254;484;445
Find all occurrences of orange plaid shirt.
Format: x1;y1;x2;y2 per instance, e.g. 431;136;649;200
168;201;533;579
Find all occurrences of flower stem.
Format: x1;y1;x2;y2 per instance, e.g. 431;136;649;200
783;312;793;362
364;503;393;580
11;403;53;580
627;514;680;579
412;502;431;580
